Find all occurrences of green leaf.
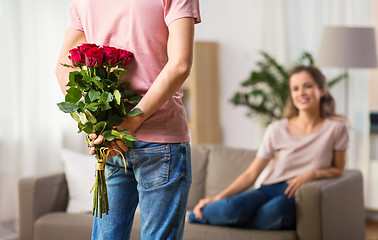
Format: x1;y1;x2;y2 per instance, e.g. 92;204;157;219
129;95;142;104
77;122;85;133
77;81;89;91
103;130;115;141
85;136;91;146
100;92;114;103
91;76;104;90
127;108;142;117
78;101;86;111
68;71;81;86
70;112;81;122
122;134;138;147
79;112;87;124
84;94;91;104
86;102;101;111
123;90;136;99
57;102;79;113
95;121;107;133
88;90;101;101
123;140;133;147
82;123;95;134
101;103;112;111
120;102;126;115
107;115;124;126
84;109;97;124
111;130;123;138
96;66;107;79
113;68;128;79
119;129;128;135
328;72;348;88
114;90;121;105
124;134;138;142
65;87;82;103
82;74;91;83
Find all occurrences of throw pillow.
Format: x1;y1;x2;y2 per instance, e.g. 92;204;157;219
61;148;96;214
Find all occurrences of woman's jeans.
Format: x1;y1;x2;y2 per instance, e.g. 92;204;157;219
92;141;191;240
188;182;296;230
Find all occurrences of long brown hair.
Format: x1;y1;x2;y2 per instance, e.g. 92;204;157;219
282;65;337;118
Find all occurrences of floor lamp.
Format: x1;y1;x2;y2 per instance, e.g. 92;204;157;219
317;26;378;116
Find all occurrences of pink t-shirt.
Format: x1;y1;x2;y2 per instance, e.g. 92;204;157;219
67;0;201;143
257;118;349;185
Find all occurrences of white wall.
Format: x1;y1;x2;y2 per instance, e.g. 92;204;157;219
194;0;267;150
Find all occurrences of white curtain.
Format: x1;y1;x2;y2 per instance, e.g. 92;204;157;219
0;0;86;238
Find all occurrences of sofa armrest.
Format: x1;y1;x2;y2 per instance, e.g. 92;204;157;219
295;170;365;240
19;172;69;240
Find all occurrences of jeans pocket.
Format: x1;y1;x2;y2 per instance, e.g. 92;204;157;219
105;163;120;181
132;144;170;189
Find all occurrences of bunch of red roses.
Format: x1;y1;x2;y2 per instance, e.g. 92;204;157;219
68;43;134;68
58;43;141;218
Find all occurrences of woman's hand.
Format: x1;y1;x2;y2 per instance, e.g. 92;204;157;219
285;170;316;198
193;197;218;220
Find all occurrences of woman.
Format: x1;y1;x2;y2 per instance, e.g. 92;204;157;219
187;65;349;230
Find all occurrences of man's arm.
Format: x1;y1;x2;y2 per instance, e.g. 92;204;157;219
98;17;195;157
119;17;195;133
56;28;87;95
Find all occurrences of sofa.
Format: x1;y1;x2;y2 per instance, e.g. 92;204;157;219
19;145;365;240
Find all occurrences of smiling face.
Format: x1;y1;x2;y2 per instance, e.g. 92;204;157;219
289;71;325;113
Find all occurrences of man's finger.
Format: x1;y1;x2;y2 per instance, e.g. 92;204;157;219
94;134;104;144
89;148;96;155
106;141;123;159
115;139;128;152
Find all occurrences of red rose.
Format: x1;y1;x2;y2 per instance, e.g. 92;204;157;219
78;43;99;53
118;49;134;66
103;46;120;67
85;47;104;67
68;48;84;66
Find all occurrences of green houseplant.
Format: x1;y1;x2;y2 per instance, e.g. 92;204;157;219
230;51;347;126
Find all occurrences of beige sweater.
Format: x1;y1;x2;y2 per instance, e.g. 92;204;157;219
257;118;349;185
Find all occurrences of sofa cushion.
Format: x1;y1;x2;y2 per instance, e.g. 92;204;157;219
205;145;257;198
183;223;297;240
34;212;93;240
187;145;210;210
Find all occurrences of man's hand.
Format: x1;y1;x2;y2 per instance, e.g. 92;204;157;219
89;133;129;158
89;113;146;158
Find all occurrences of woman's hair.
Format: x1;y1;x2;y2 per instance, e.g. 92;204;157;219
282;65;337;118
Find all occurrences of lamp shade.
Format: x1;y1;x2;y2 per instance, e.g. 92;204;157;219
317;26;378;68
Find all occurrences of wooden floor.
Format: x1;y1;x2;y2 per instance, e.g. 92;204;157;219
7;220;378;240
366;219;378;240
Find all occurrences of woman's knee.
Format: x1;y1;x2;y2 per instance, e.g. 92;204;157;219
252;196;296;230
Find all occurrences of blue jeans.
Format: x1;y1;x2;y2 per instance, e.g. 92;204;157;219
92;141;191;240
188;182;296;230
